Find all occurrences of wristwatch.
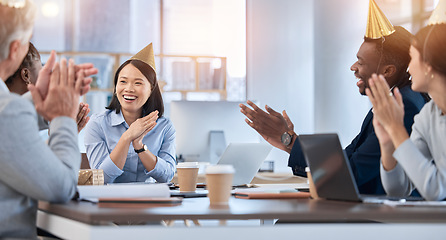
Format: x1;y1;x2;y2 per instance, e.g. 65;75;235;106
281;131;295;147
134;144;148;154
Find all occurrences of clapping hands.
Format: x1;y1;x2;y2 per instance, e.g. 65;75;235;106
28;58;85;121
35;51;98;99
126;110;159;149
366;74;409;167
240;100;294;152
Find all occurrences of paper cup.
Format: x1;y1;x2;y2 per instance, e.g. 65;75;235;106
177;162;199;192
205;165;235;205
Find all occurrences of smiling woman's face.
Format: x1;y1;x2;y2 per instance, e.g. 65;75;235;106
116;63;152;115
408;45;430;93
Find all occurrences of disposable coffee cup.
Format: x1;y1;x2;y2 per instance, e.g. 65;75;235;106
306;167;318;199
177;162;199;192
205;165;235;206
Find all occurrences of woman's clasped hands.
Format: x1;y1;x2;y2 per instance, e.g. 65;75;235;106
125;110;159;148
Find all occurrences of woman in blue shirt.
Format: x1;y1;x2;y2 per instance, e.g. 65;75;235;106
84;43;176;183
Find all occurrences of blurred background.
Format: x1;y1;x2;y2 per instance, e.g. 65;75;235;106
31;0;439;172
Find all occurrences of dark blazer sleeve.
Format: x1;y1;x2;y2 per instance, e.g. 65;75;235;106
287;109;377;180
344;121;382;191
288;139;308;177
401;98;421;136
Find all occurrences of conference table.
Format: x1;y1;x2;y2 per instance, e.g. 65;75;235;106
37;194;446;240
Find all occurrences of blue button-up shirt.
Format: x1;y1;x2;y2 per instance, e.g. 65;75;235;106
84;109;176;183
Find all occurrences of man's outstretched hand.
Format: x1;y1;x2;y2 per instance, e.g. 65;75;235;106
240;100;295;152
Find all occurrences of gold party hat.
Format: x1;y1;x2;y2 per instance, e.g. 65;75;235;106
0;0;25;8
365;0;395;39
130;43;156;72
428;0;446;25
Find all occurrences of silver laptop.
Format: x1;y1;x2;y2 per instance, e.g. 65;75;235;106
298;133;420;202
217;143;272;186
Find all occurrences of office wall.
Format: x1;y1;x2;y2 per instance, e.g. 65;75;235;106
313;0;371;145
247;0;371;172
247;0;314;172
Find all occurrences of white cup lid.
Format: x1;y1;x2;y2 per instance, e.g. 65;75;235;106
177;162;199;168
205;164;235;174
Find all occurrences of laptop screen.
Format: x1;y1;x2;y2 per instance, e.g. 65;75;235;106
217;143;272;186
298;134;361;201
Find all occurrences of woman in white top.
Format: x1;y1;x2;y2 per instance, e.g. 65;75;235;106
366;23;446;200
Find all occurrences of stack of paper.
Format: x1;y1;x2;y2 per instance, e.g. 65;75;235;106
77;183;170;201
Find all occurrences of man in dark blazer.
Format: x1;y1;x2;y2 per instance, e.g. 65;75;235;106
240;25;428;195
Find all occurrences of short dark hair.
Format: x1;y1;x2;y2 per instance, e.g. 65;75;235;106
5;42;40;85
412;23;446;78
364;26;412;80
106;60;164;118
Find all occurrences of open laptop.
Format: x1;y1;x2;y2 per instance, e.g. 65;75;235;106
171;143;271;198
298;133;421;203
217;143;272;186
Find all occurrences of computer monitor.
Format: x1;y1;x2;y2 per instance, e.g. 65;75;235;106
169;101;261;163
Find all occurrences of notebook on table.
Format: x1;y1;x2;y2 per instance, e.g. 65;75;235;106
97;197;183;208
170;190;208;198
298;133;422;203
234;190;310;199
